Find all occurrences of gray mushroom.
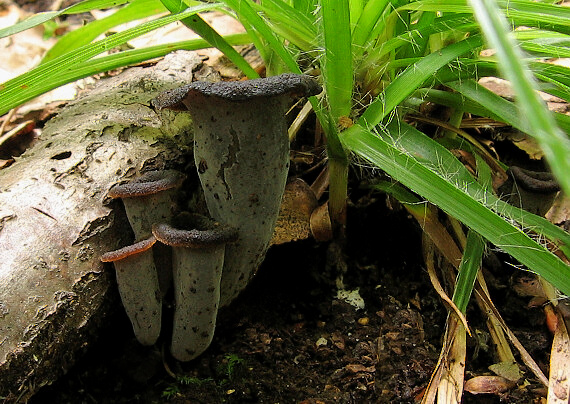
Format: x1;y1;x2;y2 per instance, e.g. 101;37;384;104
101;236;160;345
152;213;238;361
153;74;321;305
508;166;560;216
108;170;186;239
104;170;186;344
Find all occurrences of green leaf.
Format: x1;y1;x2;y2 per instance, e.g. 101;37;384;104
220;0;301;75
319;0;353;122
358;35;483;127
160;0;259;79
0;4;218;115
0;0;131;38
341;121;570;296
43;0;167;63
469;0;570;195
352;0;391;51
454;230;484;313
252;0;317;51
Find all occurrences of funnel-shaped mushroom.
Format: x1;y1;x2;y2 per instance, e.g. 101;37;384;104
108;170;186;238
153;74;321;305
101;236;160;345
509;166;560;216
106;170;186;344
152;213;237;361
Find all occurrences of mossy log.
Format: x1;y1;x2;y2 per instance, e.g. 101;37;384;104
0;51;198;401
0;50;316;402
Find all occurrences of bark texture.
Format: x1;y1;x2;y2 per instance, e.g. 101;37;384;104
0;51;200;401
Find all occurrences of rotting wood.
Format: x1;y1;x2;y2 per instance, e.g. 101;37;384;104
0;50;316;402
0;51;199;401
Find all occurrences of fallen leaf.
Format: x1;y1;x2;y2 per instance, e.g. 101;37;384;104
271;178;318;245
464;375;514;395
310;201;332;242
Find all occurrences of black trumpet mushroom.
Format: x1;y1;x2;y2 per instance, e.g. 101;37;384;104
153;74;321;306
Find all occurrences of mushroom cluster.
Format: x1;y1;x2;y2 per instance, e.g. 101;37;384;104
102;73;321;361
102;169;185;346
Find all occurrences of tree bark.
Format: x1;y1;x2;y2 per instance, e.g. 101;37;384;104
0;51;200;401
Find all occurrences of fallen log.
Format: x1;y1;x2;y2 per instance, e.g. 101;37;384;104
0;51;199;401
0;50;317;401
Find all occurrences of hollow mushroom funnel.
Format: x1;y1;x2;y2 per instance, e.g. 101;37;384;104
153;74;321;305
101;236;159;346
152;214;238;361
105;170;185;345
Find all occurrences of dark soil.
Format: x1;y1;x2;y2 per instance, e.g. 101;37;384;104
28;194;551;404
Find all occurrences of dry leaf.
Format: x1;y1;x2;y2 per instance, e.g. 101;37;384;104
271;178;318;245
547;313;570;404
310;201;333;242
464;375;514;395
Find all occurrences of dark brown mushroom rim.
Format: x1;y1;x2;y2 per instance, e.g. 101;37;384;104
101;236;157;262
108;170;186;199
509;166;560;193
152;73;322;111
152;213;238;249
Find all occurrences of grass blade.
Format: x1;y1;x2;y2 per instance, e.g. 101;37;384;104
0;0;131;38
43;0;167;63
358;35;483;128
468;0;570;195
9;34;253;103
319;0;353;122
0;4;218;115
341;122;570;296
220;0;301;75
454;230;484;313
160;0;259;79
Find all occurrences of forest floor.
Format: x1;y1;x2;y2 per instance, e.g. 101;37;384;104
3;1;564;402
29;190;552;404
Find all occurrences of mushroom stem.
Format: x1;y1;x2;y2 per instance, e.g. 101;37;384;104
101;237;161;345
153;74;321;305
109;170;186;240
105;170;186;344
152;214;237;361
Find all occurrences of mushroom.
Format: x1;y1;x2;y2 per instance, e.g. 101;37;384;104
108;170;186;239
105;170;186;344
101;236;160;345
508;166;560;216
153;74;321;305
152;213;238;361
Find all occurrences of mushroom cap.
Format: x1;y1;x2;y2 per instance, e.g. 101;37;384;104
509;166;560;193
108;170;186;199
101;236;157;262
152;73;322;110
152;213;238;248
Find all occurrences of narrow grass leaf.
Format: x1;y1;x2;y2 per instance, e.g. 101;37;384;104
320;0;353;121
220;0;301;75
358;35;482;128
159;0;258;79
359;14;477;75
469;0;570;195
352;0;390;51
11;34;252;103
377;118;570;255
0;4;217;115
454;230;484;313
251;0;317;51
43;0;167;63
341;123;570;296
0;0;131;38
